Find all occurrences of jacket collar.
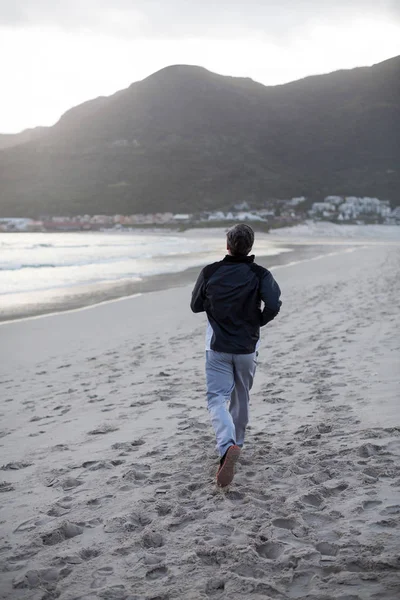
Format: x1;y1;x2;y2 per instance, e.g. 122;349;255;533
222;254;255;264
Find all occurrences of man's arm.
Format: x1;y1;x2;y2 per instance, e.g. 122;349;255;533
190;269;206;313
260;271;282;326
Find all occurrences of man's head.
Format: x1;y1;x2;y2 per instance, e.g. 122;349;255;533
226;223;255;257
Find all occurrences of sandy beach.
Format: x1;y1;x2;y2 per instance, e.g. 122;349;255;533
1;235;399;599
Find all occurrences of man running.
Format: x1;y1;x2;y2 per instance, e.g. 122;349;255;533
190;224;282;487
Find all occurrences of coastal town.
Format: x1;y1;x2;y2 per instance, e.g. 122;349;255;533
1;195;399;232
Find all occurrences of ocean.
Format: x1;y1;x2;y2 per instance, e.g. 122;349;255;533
0;231;290;320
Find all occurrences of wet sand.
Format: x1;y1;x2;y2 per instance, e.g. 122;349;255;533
0;241;339;323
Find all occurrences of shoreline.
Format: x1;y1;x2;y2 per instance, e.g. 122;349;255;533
1;242;349;323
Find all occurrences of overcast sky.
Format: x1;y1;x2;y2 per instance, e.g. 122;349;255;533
1;0;399;133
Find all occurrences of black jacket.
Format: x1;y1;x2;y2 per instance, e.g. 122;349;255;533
190;254;281;354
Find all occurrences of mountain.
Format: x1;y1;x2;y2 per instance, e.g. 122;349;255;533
0;126;48;150
0;57;399;217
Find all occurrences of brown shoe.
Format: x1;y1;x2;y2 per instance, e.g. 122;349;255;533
216;445;241;488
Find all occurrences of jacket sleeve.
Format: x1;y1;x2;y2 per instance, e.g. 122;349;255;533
190;269;206;313
260;271;282;326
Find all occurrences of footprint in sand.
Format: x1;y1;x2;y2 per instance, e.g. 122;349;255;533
51;444;70;452
256;541;285;559
316;541;338;556
83;461;112;471
51;547;101;566
205;577;225;594
60;477;84;491
0;481;15;492
301;492;325;508
101;405;117;413
380;505;400;516
145;565;168;580
225;490;246;502
14;516;52;534
91;566;114;589
41;522;83;546
88;424;119;435
122;463;151;482
141;530;164;549
104;509;152;534
13;566;72;590
1;461;32;471
86;494;114;509
111;440;145;453
362;500;382;510
168;515;195;532
156;501;172;516
196;549;224;566
272;517;298;530
320;480;349;497
29;431;46;437
47;497;74;517
358;443;385;458
29;415;45;422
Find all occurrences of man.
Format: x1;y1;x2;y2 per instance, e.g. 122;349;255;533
190;224;282;487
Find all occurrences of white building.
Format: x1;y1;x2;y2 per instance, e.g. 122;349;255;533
325;196;343;205
173;214;191;221
311;196;393;221
236;212;266;222
0;218;34;231
207;211;266;222
309;202;336;217
287;196;306;206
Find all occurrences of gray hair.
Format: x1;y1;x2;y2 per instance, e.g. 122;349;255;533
226;223;254;257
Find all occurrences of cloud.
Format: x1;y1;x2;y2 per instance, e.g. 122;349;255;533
1;0;399;40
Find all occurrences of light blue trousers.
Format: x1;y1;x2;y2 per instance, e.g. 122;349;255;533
205;350;257;457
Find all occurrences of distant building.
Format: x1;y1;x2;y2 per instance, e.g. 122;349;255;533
287;196;306;206
207;211;266;222
173;214;191;221
310;202;336;217
0;218;34;231
310;196;393;221
258;209;275;217
236;212;266;222
207;211;229;221
324;195;343;205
